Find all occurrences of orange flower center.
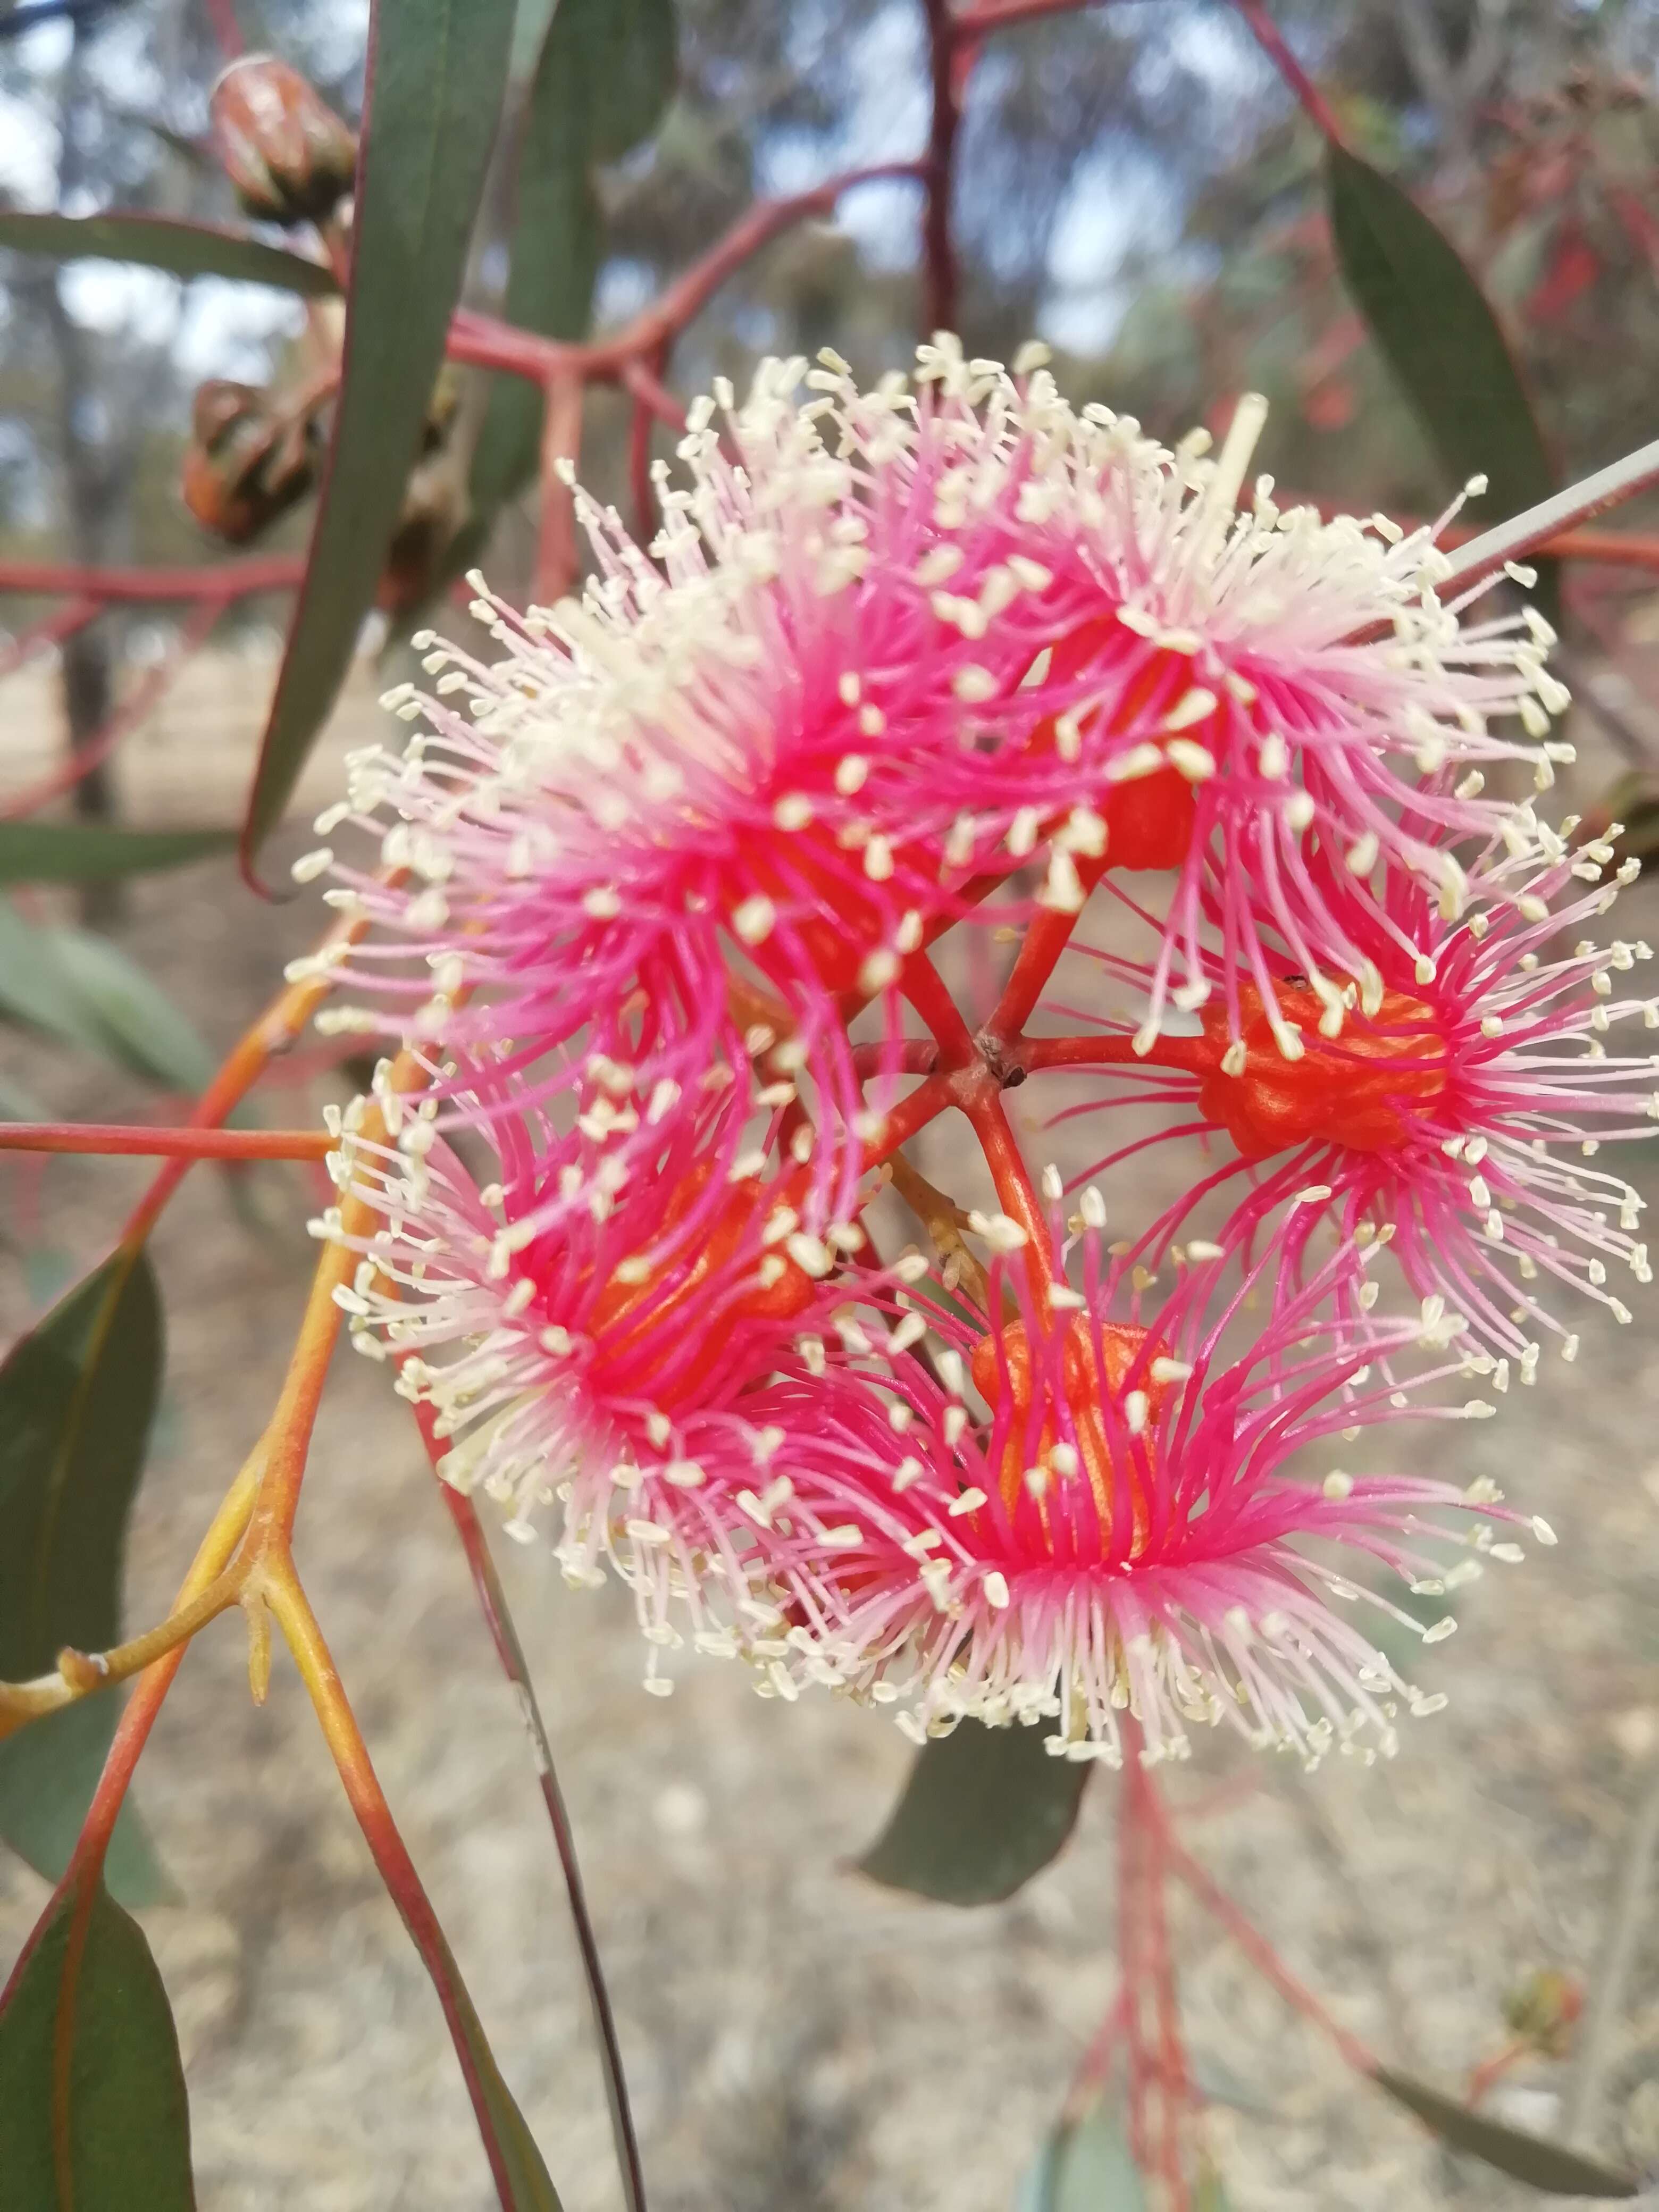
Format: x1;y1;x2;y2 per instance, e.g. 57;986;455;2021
585;1169;823;1402
1197;982;1449;1158
970;1314;1168;1554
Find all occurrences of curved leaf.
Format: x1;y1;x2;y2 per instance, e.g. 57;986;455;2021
240;0;518;864
1016;2106;1147;2212
49;931;216;1094
1326;141;1559;615
858;1720;1092;1905
0;823;231;886
0;1254;166;1901
1372;2067;1639;2196
0;210;338;296
462;0;678;547
0;1881;195;2210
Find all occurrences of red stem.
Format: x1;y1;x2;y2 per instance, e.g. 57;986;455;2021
534;373;584;607
203;0;244;58
957;1084;1049;1258
902;952;978;1068
621;352;688;436
0;555;303;602
1137;1762;1191;2211
1162;1822;1379;2077
0;1122;330;1161
1;598;221;820
958;0;1099;27
921;0;961;333
0;597;100;683
447;163;925;388
1021;1032;1214;1076
988;854;1111;1040
1229;0;1347;146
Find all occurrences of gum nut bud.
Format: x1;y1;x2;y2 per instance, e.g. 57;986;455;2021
210;54;357;227
376;456;465;615
191;378;265;453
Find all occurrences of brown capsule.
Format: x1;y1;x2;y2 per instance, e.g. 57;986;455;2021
182;379;325;544
210;53;357;227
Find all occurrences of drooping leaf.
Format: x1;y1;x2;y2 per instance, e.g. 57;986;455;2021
1015;2105;1148;2212
0;210;338;296
0;898;116;1058
48;930;216;1094
1372;2067;1639;2196
858;1719;1093;1906
0;823;232;887
1326;141;1559;616
0;1880;195;2210
240;0;518;863
461;0;678;545
0;1252;167;1904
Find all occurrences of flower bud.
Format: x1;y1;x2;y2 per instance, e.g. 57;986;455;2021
210;55;357;227
181;378;321;544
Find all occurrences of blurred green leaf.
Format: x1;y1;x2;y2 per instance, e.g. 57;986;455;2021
0;1880;195;2210
859;1719;1092;1905
1372;2067;1639;2195
0;898;115;1057
240;0;518;863
462;0;678;539
0;823;232;887
1015;2105;1148;2211
0;210;338;296
49;931;216;1094
0;1700;173;1908
1192;2167;1235;2211
1326;141;1559;617
0;1254;166;1901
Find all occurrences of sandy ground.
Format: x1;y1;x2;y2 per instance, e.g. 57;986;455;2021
3;644;1659;2209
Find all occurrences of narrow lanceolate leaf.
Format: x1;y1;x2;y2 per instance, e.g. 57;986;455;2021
0;1256;166;1901
0;1881;195;2210
462;0;678;541
1372;2067;1639;2196
858;1720;1092;1906
0;210;338;296
1326;142;1559;615
48;931;217;1095
0;897;215;1093
448;1979;566;2210
240;0;518;864
0;822;232;886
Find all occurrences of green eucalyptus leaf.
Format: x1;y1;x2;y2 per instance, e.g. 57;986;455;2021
1016;2106;1148;2212
48;930;216;1094
240;0;518;861
1373;2067;1639;2196
859;1719;1093;1906
0;210;338;296
0;1880;195;2210
0;1251;169;1902
1326;141;1559;617
461;0;678;548
0;823;232;887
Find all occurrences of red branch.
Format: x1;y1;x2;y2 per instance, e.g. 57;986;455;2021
1229;0;1347;146
0;1122;330;1161
203;0;244;59
448;162;926;388
921;0;961;333
534;373;585;607
1;597;222;820
0;597;100;682
0;555;304;603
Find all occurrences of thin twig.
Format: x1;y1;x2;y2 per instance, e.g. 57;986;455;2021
0;554;304;601
435;1481;650;2212
533;372;584;607
1;597;221;819
921;0;961;333
1564;1760;1659;2147
0;1122;331;1161
1229;0;1346;144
